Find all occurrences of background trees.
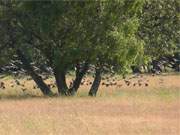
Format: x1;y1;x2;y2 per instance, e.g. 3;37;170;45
138;0;180;72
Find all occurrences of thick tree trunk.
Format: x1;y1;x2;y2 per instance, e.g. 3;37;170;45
54;69;68;96
68;62;89;95
88;68;101;97
175;63;180;72
16;49;53;96
5;7;52;96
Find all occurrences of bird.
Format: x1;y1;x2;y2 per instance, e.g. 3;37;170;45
47;84;51;88
15;80;20;85
21;88;27;92
51;84;56;88
0;82;5;89
69;82;73;88
101;82;105;85
80;82;84;85
33;85;37;89
113;82;117;85
0;82;4;87
124;80;131;86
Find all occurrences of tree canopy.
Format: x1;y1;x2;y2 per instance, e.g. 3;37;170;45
0;0;179;96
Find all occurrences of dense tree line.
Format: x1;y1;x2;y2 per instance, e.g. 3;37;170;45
138;0;180;72
0;0;179;96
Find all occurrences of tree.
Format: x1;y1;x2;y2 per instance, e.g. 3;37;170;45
138;0;180;61
0;0;53;95
83;0;145;96
0;0;145;97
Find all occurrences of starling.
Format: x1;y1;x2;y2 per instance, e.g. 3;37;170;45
102;82;105;85
22;88;27;92
15;80;20;85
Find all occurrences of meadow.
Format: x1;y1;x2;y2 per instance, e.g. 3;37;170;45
0;1;179;135
0;73;179;135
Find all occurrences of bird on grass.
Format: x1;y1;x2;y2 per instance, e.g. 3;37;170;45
0;82;5;89
21;88;27;92
124;80;131;86
101;82;105;86
15;80;20;85
133;83;137;87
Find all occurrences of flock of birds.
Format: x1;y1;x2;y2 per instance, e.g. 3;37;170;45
0;79;28;91
0;77;57;92
99;75;150;88
0;74;156;92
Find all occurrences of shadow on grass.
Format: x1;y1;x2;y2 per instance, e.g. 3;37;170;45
0;92;93;101
0;94;47;101
0;92;66;101
0;87;179;101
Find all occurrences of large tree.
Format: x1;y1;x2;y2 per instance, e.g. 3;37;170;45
0;0;53;95
0;0;145;96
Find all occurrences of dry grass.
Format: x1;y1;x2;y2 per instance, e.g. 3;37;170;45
0;97;179;135
0;74;179;135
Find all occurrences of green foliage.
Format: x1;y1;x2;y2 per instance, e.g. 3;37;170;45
139;0;180;59
17;1;142;73
0;0;146;75
1;0;179;95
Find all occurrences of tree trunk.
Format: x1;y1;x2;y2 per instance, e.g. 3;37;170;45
54;69;68;96
88;68;101;97
5;7;52;96
16;49;53;96
68;62;89;95
175;63;180;72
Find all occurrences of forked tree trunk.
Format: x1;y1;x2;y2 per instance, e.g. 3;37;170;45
68;62;89;95
16;49;53;96
88;68;101;97
54;69;68;96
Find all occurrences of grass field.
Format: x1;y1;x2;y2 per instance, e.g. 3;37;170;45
0;74;179;135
